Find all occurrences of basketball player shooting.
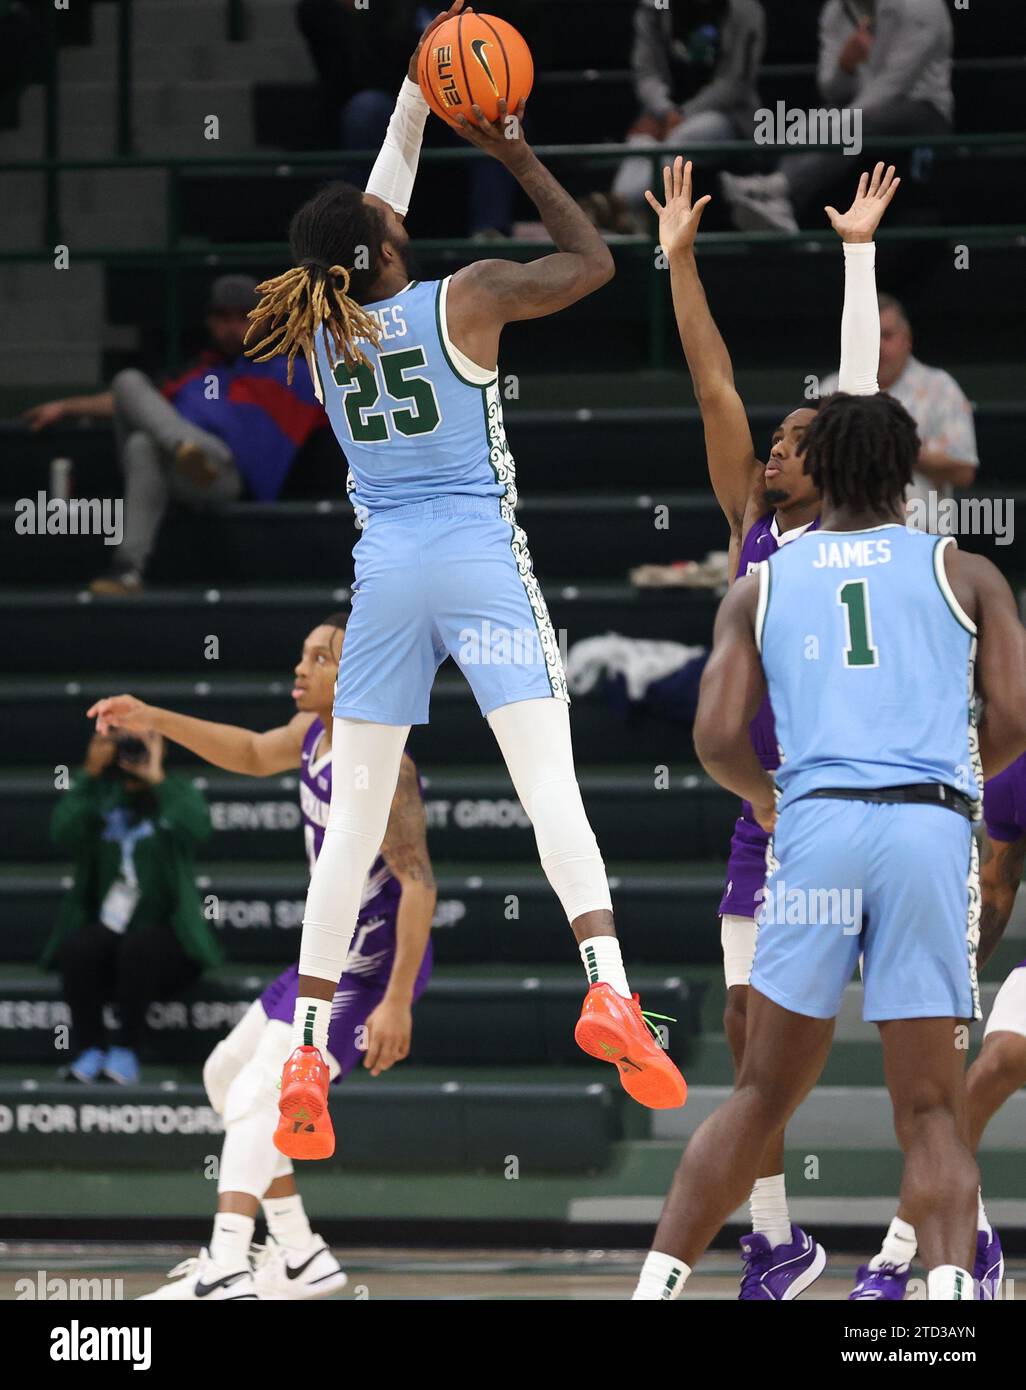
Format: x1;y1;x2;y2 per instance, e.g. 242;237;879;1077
243;1;687;1160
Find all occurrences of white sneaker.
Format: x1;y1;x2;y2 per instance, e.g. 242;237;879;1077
721;170;786;199
252;1235;348;1300
137;1248;258;1300
719;172;799;232
750;195;800;233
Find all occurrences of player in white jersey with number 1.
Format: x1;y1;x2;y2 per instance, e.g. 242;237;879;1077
239;2;687;1157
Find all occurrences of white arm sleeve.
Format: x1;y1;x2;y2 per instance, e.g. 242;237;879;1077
836;241;879;397
364;78;430;219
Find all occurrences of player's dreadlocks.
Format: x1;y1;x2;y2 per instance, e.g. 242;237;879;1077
245;182;387;384
800;391;919;515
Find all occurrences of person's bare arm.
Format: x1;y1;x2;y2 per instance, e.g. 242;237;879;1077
22;390;114;432
363;755;437;1076
645;159;759;558
915;450;977;490
86;693;313;777
977;831;1026;968
693;574;777;830
945;548;1026;779
445;99;614;370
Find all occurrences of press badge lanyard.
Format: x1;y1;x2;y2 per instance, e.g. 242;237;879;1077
99;817;153;934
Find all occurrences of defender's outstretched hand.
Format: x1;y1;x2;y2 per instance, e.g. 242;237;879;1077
409;0;467;81
87;693;156;737
826;162;900;244
644;157;712;259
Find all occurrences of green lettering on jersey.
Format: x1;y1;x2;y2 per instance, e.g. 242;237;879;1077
333;345;441;442
837;578;879;668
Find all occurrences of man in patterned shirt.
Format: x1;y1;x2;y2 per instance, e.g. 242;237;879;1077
821;292;979;517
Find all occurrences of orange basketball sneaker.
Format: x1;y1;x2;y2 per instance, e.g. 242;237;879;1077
274;1045;335;1159
574;983;688;1109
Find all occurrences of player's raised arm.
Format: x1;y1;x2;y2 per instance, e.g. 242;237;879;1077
827;162;900;396
444;99;614;361
86;693;312;778
692;573;776;832
646;159;758;554
944;548;1026;779
362;3;466;224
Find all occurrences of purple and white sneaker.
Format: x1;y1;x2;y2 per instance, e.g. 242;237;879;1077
738;1224;827;1300
849;1262;910;1301
975;1227;1004;1300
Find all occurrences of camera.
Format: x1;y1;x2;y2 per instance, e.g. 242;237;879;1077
113;733;149;766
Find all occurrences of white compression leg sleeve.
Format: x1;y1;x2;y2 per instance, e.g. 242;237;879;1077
218;1021;295;1198
298;719;409;982
203;1000;270;1114
217;1021;341;1197
487;698;613;922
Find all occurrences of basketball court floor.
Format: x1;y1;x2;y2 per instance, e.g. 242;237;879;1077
1;1243;1021;1300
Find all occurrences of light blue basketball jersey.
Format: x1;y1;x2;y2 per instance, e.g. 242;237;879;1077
756;525;982;812
311;277;515;517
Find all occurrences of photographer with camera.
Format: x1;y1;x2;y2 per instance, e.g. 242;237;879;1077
43;729;218;1084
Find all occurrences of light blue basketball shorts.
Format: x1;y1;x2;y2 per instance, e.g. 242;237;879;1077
334;495;568;725
750;797;980;1022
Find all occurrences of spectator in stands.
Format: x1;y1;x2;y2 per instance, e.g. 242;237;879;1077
721;0;953;232
295;0;525;238
21;275;326;595
820;292;979;512
583;0;764;234
296;0;421;156
43;728;218;1086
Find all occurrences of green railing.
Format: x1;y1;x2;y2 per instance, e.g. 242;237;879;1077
5;132;1024;371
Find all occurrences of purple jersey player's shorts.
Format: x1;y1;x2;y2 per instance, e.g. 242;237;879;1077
718;513;820;920
260;953;432;1079
719;794;773;919
983;750;1026;971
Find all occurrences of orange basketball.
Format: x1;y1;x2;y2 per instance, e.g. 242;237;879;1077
418;12;534;129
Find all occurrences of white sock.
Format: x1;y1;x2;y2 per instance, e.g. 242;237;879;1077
978;1189;991;1239
632;1250;691;1300
291;996;331;1055
749;1173;791;1249
579;937;631;998
263;1193;314;1252
927;1264;974;1300
209;1212;255;1270
871;1215;917;1271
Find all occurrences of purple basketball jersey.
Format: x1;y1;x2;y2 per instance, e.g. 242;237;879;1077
719;512;820;919
983;751;1026;970
260;718;433;1069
